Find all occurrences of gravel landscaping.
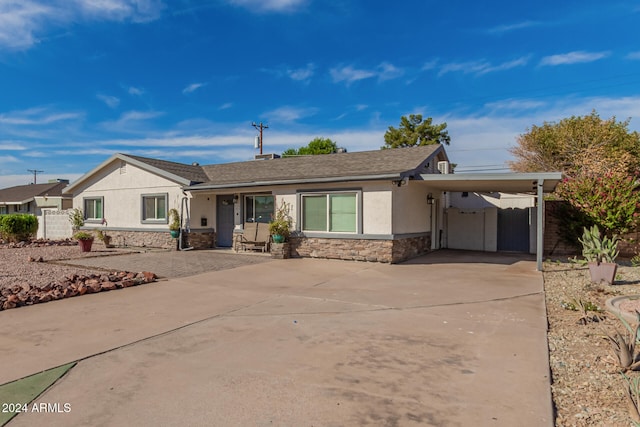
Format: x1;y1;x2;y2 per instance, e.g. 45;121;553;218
545;259;640;426
0;242;156;311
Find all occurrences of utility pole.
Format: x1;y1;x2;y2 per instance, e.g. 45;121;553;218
252;122;268;155
27;169;44;184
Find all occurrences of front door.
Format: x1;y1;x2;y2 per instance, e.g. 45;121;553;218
216;195;235;247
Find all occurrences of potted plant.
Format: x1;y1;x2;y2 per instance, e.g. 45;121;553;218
268;201;291;243
68;208;84;232
74;231;95;252
95;229;113;248
168;208;181;238
579;224;620;284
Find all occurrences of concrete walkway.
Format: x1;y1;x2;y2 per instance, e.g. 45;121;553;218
1;251;553;426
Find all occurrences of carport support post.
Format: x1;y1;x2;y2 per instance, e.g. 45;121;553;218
536;180;544;271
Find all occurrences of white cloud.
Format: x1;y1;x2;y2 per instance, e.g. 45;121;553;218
262;106;318;123
486;21;540;34
97;94;120;108
117;110;163;122
128;86;144;95
626;51;640;60
377;62;404;82
218;102;233;110
0;107;83;125
182;82;206;94
539;50;610;66
484;99;547;111
0;141;28;150
227;0;308;13
74;0;165;23
439;56;530;77
330;62;404;85
0;0;164;51
287;63;315;82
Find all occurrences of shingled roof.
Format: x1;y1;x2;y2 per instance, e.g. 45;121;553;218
0;182;69;204
125;154;209;184
190;145;446;189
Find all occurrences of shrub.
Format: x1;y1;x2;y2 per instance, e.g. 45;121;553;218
0;214;38;242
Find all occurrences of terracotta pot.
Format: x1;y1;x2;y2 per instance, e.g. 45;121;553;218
588;261;617;284
78;238;94;252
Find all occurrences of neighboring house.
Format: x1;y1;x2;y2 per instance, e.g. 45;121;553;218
0;181;72;216
65;146;562;268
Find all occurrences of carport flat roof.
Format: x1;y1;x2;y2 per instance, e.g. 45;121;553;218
418;172;562;193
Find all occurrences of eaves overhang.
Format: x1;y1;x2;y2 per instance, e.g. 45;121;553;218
184;173;403;191
417;172;563;193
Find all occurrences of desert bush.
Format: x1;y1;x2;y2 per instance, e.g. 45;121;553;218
0;214;38;242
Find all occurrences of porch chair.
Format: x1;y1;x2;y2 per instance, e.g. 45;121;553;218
236;222;258;251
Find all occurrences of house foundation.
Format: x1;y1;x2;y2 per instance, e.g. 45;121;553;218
288;233;431;264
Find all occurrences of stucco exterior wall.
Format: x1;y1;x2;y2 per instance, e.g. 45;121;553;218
450;192;535;209
71;160;184;230
391;182;436;234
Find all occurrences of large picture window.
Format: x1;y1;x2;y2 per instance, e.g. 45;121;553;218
244;195;274;223
142;194;167;222
83;197;103;221
301;192;357;233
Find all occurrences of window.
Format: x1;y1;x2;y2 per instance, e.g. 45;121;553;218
301;192;357;233
0;206;6;215
244;195;274;223
83;197;104;221
142;194;167;222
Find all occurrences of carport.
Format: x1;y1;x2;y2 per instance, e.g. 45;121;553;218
419;172;563;271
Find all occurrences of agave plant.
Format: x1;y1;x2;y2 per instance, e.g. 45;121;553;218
579;224;620;264
604;311;640;372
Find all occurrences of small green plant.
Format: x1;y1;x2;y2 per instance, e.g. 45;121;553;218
561;296;603;324
579;224;620;264
632;254;640;267
73;231;94;241
168;208;180;232
68;208;84;232
268;200;292;239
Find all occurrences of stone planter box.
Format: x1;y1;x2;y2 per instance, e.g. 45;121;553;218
271;242;290;259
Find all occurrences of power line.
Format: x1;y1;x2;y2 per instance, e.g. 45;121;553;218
27;169;44;184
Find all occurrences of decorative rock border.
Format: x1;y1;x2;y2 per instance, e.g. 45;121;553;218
605;295;640;324
0;271;157;311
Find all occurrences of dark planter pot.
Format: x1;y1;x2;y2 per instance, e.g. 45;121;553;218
272;234;285;243
170;230;180;239
78;239;94;252
588;262;618;284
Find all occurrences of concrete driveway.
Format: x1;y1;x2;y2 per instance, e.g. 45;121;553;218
1;250;553;426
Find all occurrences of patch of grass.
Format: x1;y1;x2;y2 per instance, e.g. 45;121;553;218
0;363;75;426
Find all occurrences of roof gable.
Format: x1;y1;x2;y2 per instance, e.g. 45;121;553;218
64;153;208;194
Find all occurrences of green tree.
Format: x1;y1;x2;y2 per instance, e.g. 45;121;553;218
509;110;640;174
382;114;450;149
283;137;339;156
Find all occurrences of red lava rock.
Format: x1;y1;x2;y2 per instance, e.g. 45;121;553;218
120;279;134;288
77;283;87;295
141;271;156;282
101;282;117;291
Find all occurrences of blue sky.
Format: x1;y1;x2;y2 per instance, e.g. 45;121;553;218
1;0;640;188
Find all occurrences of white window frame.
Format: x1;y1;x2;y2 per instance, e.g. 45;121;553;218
83;197;104;223
141;193;168;224
299;190;361;234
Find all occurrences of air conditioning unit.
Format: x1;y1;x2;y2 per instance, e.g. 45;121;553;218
437;161;450;174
